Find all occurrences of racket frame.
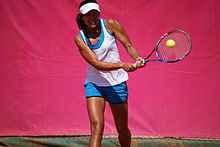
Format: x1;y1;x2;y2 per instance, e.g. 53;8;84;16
144;30;192;63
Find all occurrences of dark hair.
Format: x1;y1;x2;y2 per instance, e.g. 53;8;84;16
76;13;87;30
76;0;98;30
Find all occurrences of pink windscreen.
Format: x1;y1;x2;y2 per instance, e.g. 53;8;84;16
0;0;219;138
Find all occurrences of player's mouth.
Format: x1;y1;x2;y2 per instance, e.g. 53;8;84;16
88;21;98;28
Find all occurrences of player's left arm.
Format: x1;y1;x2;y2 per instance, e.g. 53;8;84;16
105;19;145;67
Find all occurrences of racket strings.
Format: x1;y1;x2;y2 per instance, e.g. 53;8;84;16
157;31;190;61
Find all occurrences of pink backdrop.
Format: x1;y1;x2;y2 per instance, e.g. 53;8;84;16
0;0;219;138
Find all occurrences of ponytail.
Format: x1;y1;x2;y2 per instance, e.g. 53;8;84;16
76;13;87;30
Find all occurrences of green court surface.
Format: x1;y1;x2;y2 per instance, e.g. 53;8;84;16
0;135;220;147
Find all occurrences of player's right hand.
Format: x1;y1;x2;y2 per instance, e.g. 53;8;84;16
121;62;136;72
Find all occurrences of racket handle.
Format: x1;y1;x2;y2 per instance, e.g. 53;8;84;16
133;59;145;68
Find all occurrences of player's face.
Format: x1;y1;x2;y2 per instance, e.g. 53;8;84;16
82;10;100;29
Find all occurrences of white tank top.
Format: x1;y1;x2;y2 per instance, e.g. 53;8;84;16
79;19;128;86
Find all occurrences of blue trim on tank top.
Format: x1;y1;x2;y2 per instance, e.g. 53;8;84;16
82;19;104;50
79;31;84;41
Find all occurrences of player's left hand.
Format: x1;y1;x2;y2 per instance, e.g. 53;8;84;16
135;57;146;68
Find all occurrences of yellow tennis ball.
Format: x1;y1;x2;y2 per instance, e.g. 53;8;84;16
166;39;175;48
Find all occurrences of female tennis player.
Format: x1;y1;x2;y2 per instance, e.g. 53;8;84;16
74;0;145;146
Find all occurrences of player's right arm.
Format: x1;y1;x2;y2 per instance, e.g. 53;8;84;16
74;33;135;72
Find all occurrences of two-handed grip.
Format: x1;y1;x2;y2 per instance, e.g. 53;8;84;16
133;59;145;68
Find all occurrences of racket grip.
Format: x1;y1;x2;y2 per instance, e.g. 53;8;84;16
133;59;145;68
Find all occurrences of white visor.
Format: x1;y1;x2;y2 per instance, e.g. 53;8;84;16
80;3;100;14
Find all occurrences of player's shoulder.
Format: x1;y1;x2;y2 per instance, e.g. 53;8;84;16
74;32;82;43
104;19;122;32
104;19;120;27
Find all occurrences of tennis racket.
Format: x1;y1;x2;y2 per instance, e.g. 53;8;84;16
134;30;192;67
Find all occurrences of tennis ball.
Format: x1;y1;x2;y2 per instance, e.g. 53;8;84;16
166;39;175;48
